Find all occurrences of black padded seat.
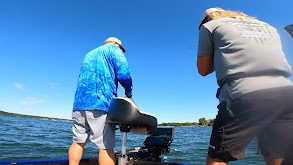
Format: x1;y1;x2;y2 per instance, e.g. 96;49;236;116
107;97;157;135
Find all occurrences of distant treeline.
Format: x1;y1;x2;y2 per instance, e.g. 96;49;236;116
158;118;215;127
1;110;214;126
0;110;72;122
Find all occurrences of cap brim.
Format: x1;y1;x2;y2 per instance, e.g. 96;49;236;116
198;20;205;30
199;17;208;30
120;46;126;53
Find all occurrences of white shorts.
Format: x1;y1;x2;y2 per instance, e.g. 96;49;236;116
72;110;116;149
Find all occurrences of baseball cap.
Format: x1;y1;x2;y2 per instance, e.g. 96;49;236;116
104;37;126;52
198;8;225;30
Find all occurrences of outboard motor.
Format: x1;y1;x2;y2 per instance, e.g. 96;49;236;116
107;97;157;165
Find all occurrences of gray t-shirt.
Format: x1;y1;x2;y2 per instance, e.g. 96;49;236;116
198;17;292;102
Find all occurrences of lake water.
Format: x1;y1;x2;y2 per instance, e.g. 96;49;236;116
0;115;266;165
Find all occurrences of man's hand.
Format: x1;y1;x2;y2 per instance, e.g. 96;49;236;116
125;90;132;98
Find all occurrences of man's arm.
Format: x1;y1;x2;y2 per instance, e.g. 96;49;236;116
197;56;214;76
111;48;133;97
197;26;214;76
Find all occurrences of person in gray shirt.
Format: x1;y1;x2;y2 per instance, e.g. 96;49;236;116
197;8;293;165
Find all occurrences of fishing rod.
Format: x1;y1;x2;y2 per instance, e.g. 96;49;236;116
179;44;198;71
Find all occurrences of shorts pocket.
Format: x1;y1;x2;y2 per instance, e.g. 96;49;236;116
72;111;85;123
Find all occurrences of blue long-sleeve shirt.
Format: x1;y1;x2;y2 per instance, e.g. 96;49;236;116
73;45;132;112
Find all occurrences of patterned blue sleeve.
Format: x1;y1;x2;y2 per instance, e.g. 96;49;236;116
111;49;133;93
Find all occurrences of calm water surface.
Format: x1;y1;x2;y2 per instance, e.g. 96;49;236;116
0;115;265;165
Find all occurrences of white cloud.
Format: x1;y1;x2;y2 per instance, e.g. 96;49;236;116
14;83;24;90
49;83;58;89
19;97;44;105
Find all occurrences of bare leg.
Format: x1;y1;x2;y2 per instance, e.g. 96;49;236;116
206;155;228;165
264;158;283;165
99;148;115;165
68;142;87;165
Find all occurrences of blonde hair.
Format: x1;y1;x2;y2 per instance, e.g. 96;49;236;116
208;8;256;21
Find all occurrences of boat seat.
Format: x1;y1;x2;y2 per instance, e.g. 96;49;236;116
106;97;157;135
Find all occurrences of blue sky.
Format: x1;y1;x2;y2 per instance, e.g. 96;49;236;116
0;0;292;124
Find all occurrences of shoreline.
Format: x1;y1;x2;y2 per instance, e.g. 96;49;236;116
0;110;72;122
1;110;213;126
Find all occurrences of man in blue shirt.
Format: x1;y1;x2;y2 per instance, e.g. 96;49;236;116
68;37;133;165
